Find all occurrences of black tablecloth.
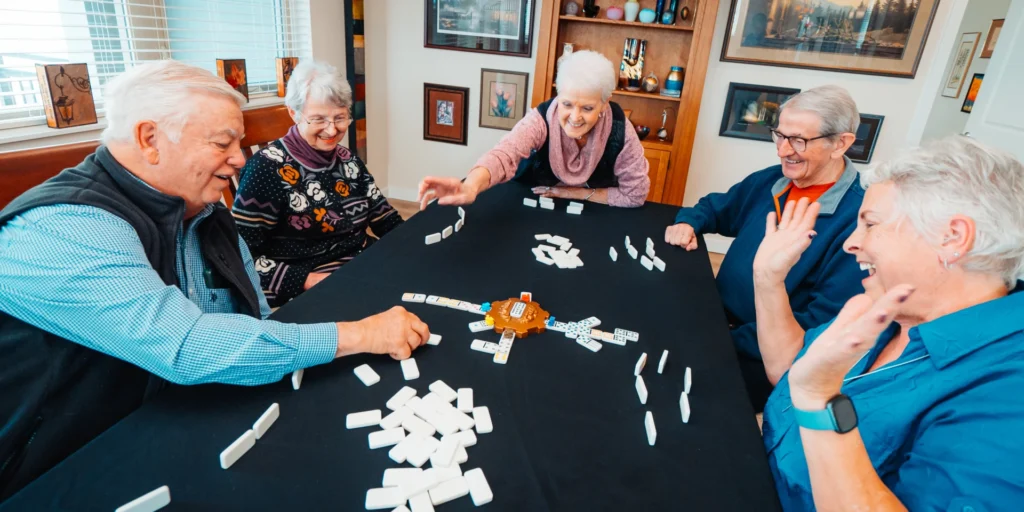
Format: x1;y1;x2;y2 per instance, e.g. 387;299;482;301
2;182;780;511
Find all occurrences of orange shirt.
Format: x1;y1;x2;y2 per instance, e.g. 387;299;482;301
773;182;835;218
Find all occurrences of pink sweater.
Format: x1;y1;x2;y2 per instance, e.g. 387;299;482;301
474;102;651;207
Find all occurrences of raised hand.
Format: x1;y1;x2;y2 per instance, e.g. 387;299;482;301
417;176;479;211
753;198;821;285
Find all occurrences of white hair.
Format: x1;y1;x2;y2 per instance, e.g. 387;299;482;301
555;50;616;102
101;60;245;144
284;60;353;120
780;85;860;139
861;136;1024;289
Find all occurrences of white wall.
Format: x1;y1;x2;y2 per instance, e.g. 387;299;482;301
683;0;963;254
920;0;1011;142
367;0;544;201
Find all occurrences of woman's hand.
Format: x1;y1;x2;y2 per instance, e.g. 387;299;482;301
417;167;490;211
753;198;820;286
532;186;594;201
788;285;915;409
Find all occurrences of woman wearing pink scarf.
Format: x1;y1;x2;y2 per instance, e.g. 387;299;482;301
418;51;650;209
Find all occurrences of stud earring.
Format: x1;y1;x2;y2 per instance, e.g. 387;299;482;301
953;251;961;258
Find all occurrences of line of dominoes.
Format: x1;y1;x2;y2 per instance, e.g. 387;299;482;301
424;206;467;245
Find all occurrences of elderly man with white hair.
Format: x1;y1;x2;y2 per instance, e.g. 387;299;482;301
667;85;868;411
0;60;429;499
417;50;650;209
232;60;403;306
757;136;1024;510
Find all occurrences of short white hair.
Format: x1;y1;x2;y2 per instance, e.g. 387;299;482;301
555;50;616;102
861;136;1024;289
102;60;245;144
780;85;860;139
284;60;353;119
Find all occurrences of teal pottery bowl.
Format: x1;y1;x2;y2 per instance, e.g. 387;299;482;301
638;8;657;23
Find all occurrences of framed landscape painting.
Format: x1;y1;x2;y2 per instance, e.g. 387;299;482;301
425;0;536;57
479;68;528;130
719;82;800;142
722;0;941;78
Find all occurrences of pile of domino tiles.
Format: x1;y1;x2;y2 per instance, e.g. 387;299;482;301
614;236;665;272
632;350;692;447
523;196;585;215
531;234;584;269
425;207;467;245
348;380;495;510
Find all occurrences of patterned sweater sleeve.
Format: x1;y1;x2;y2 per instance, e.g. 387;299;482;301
232;146;315;304
356;157;404;238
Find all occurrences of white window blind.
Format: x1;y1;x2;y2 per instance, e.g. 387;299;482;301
0;0;312;127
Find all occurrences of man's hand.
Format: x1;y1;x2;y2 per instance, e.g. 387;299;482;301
335;306;430;360
665;223;698;251
753;198;821;286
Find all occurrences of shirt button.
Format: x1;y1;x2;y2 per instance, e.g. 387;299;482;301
189;288;196;297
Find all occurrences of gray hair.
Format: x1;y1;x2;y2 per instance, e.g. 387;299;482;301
555;50;616;102
780;85;860;139
102;60;245;144
284;60;353;119
861;136;1024;289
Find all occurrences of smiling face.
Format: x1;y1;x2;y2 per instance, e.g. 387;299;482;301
774;108;844;186
291;97;350;152
146;93;245;218
556;89;606;140
843;182;947;300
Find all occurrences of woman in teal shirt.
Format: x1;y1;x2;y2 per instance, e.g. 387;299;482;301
757;136;1024;510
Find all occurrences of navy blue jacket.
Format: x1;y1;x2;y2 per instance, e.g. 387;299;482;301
674;158;867;359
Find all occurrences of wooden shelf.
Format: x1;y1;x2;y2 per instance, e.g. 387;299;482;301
612;89;681;102
559;15;694;32
640;140;673;151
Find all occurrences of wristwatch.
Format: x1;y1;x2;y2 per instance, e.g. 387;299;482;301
793;394;858;433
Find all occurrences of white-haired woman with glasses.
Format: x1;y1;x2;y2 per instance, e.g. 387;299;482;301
232;60;402;306
667;85;867;411
759;136;1024;510
416;50;650;209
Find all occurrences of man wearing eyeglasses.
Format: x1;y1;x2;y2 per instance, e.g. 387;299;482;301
665;85;867;411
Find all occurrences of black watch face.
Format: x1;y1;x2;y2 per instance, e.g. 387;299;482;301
829;395;858;433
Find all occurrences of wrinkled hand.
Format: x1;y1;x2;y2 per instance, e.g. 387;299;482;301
788;285;915;409
665;223;698;251
303;272;330;290
418;177;478;211
753;198;821;285
532;186;589;200
342;306;430;360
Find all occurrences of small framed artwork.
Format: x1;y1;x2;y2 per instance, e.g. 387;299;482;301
216;59;249;102
479;69;528;130
846;114;884;164
721;0;941;78
424;0;535;58
981;19;1004;58
424;83;469;145
961;74;984;113
34;63;97;129
276;57;298;97
719;82;800;143
941;33;980;98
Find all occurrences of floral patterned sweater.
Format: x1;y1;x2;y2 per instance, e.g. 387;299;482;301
232;139;402;306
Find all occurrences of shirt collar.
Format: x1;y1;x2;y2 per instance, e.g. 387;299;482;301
770;156;858;216
913;289;1024;370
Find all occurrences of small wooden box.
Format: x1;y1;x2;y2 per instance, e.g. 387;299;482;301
35;64;97;129
216;59;249;102
276;57;298;98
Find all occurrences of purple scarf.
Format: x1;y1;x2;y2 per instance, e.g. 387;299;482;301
281;125;352;170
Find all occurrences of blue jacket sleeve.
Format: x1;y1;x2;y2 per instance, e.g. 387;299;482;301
673;168;770;236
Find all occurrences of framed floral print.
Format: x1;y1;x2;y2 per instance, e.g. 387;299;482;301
479;68;528;130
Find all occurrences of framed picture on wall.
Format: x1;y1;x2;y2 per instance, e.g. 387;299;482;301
424;0;536;57
216;59;249;102
424;83;469;145
479;68;529;130
961;73;984;113
981;19;1004;58
846;114;884;164
941;33;981;98
719;82;800;143
721;0;941;78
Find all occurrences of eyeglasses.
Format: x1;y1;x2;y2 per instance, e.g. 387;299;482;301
301;115;353;130
770;129;834;152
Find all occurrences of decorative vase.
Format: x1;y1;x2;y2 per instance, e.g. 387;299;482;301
661;66;684;98
623;0;640;22
638;8;657;23
642;71;659;93
654;0;666;20
606;6;623;20
564;1;580;16
635;125;651;140
618;38;647;92
557;42;575;69
657;107;673;141
661;0;679;24
582;0;600;18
